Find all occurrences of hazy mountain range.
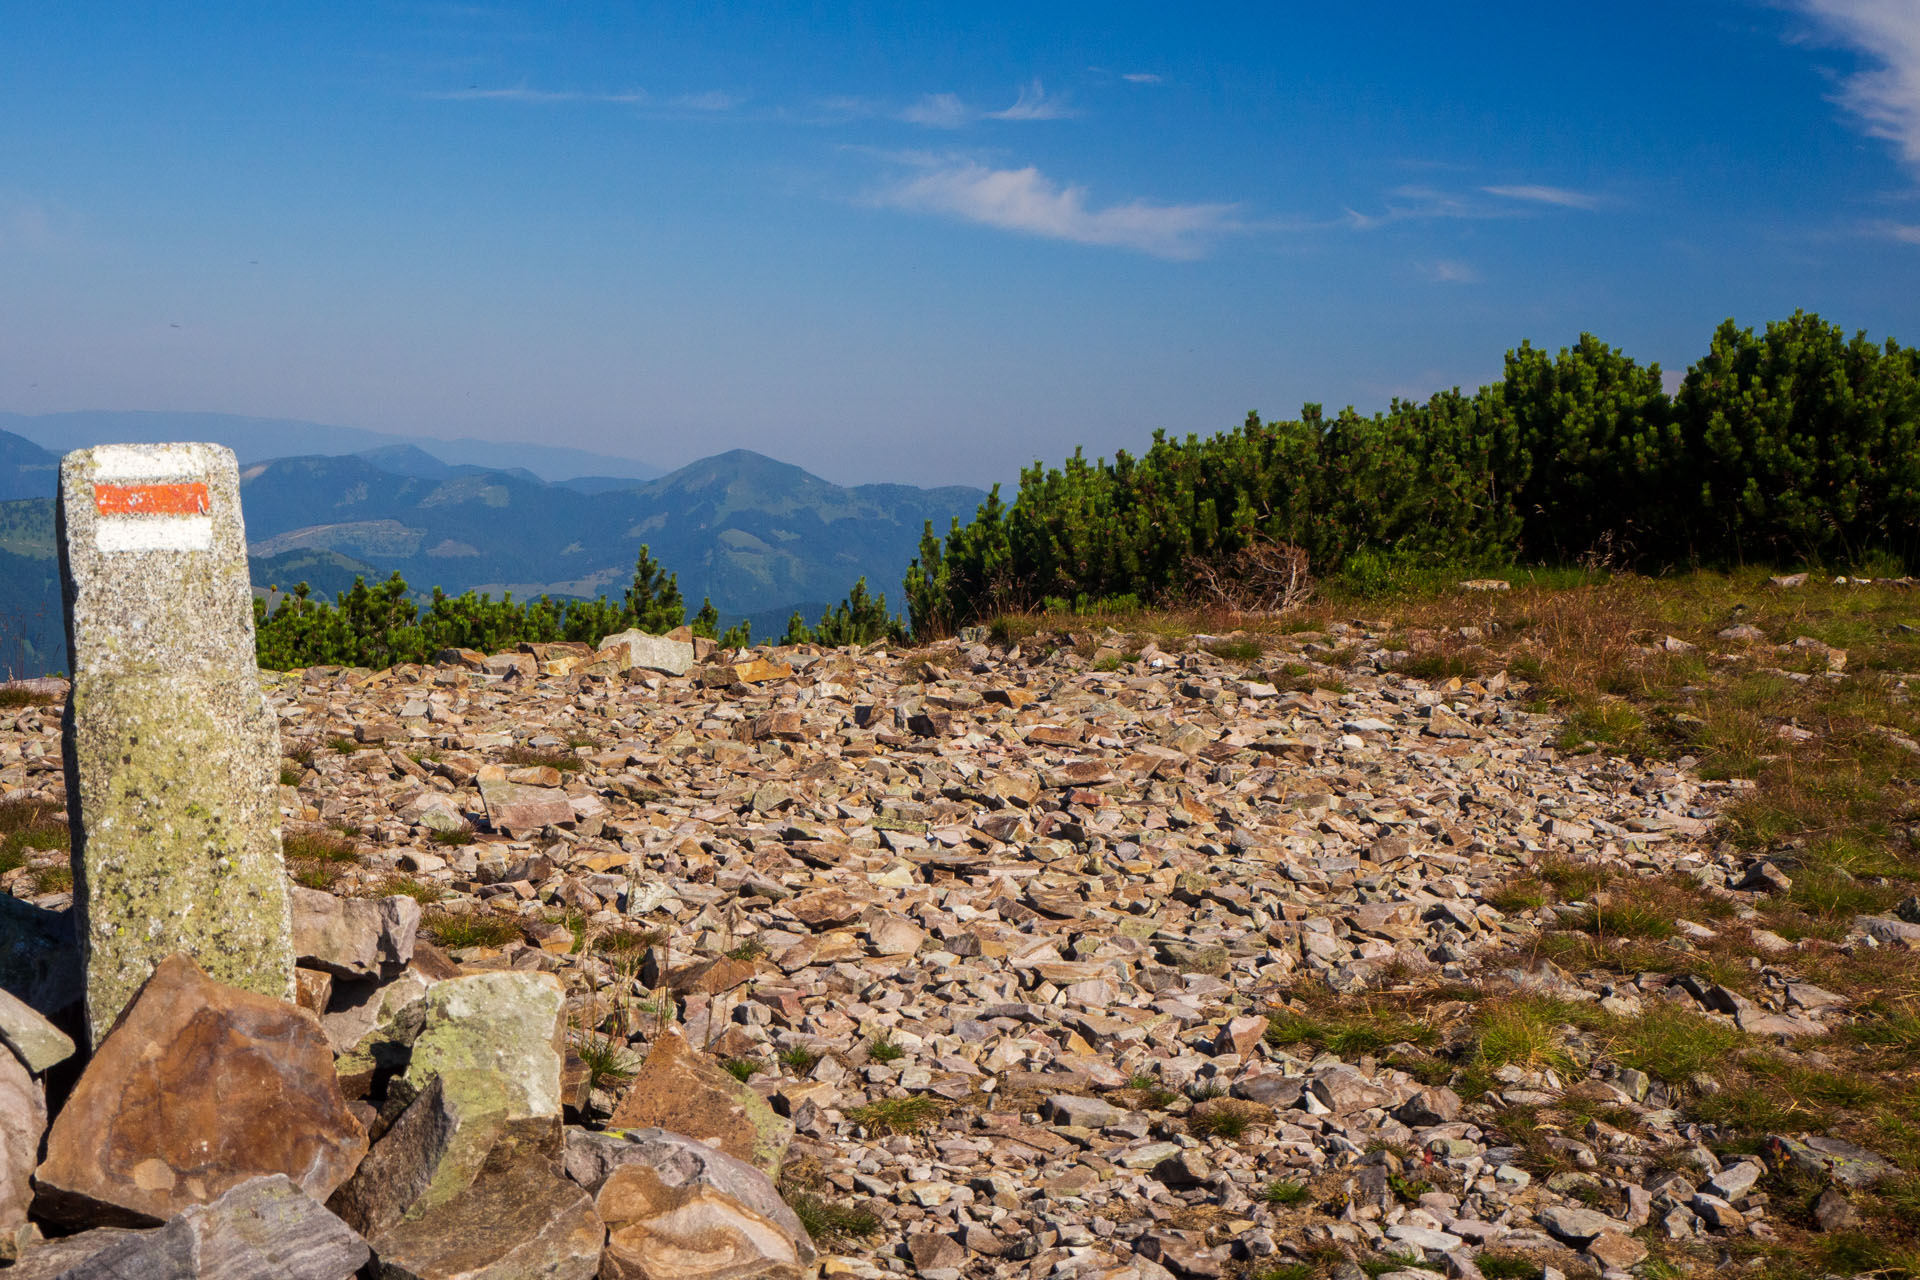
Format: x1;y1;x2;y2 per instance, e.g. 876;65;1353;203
0;412;986;675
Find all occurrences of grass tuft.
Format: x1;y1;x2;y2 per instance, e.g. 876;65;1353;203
846;1095;944;1135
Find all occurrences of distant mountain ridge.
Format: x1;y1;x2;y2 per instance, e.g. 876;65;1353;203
0;426;987;674
0;410;665;484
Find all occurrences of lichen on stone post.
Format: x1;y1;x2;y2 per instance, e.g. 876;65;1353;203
56;443;294;1045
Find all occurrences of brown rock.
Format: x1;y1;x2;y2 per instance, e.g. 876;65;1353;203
731;659;794;685
326;1074;522;1241
666;956;757;997
607;1030;793;1177
9;1174;369;1280
477;779;575;835
0;1049;43;1242
367;1129;602;1280
788;888;862;930
290;887;421;978
597;1160;810;1280
33;954;368;1227
294;966;333;1013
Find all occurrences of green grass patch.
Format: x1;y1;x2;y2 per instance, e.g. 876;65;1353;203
573;1032;638;1090
1262;1179;1311;1206
422;909;523;950
778;1045;822;1074
846;1095;944;1135
867;1035;905;1064
1607;1004;1743;1081
503;745;583;772
783;1191;881;1246
1264;1007;1438;1057
283;829;359;863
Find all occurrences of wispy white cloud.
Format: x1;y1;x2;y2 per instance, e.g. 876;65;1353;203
1874;220;1920;243
1346;182;1599;228
899;93;971;129
1122;72;1163;85
987;80;1076;120
671;90;744;112
1420;259;1480;284
1482;183;1600;210
872;157;1243;259
1792;0;1920;172
896;83;1076;127
421;84;646;104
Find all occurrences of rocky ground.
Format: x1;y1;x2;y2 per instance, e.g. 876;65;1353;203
0;602;1914;1278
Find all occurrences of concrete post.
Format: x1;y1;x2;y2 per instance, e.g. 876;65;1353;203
56;443;293;1045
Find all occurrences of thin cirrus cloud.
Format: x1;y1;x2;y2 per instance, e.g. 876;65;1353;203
898;93;972;128
897;80;1074;127
420;85;647;104
1121;72;1164;85
418;86;739;110
1792;0;1920;172
1346;183;1599;228
1421;259;1481;284
873;157;1244;259
986;80;1076;121
1482;183;1601;210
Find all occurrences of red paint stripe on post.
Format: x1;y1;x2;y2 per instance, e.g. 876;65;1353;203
92;483;210;516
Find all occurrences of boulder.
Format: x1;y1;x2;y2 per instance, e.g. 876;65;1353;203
582;1130;813;1280
10;1175;367;1279
1;1049;44;1243
0;985;75;1073
291;887;421;979
564;1127;811;1248
397;790;468;834
323;966;437;1094
478;779;576;835
327;1073;521;1241
365;1129;602;1280
33;954;368;1227
599;630;696;677
607;1030;794;1178
401;970;567;1123
1766;1133;1897;1189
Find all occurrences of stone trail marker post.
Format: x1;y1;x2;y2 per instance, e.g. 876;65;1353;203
57;443;293;1045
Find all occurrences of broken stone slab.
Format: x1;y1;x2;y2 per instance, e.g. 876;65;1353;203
33;954;367;1227
328;1073;540;1243
365;1127;602;1280
11;1175;368;1280
401;970;567;1123
597;1159;813;1280
478;779;576;835
1766;1133;1897;1189
396;789;468;834
607;1029;794;1178
323;965;437;1094
565;1127;815;1274
599;629;696;677
58;443;294;1045
291;887;421;978
1536;1204;1627;1247
0;984;75;1073
0;1048;44;1244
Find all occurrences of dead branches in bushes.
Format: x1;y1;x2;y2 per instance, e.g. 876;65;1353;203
1186;538;1313;616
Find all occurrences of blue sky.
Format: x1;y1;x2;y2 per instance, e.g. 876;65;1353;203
3;1;1918;487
